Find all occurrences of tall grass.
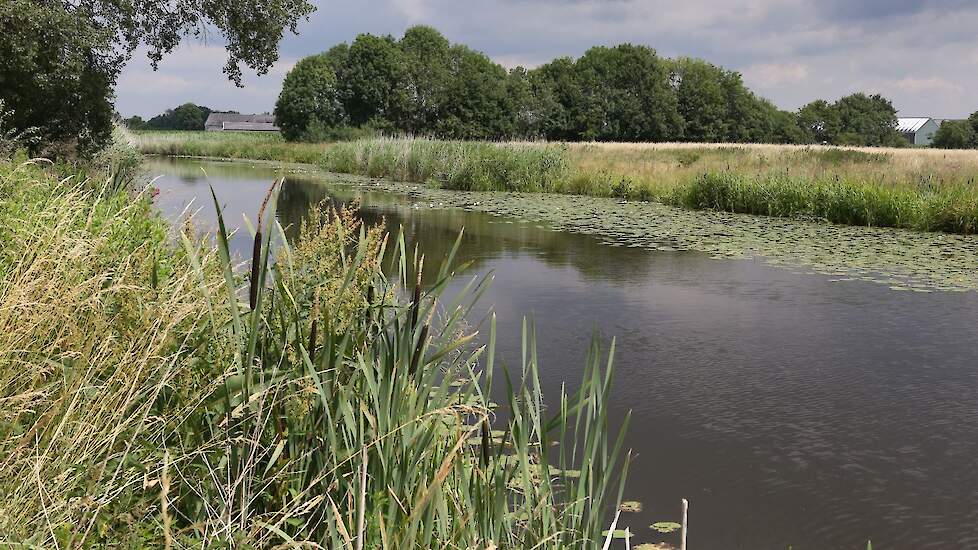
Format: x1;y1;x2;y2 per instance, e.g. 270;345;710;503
132;130;325;164
0;157;631;547
672;171;978;233
133;133;978;234
323;137;571;192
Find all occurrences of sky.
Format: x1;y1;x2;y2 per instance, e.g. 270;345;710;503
116;0;978;119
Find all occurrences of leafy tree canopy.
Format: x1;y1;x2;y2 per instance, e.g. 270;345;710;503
275;55;344;140
932;120;977;149
279;26;923;148
1;0;313;155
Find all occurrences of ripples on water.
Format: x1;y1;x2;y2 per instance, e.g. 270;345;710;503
148;158;978;549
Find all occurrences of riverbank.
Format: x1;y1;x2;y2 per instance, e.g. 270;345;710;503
0;151;629;547
133;131;978;234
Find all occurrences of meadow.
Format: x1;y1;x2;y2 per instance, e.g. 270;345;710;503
0;148;631;547
132;131;978;234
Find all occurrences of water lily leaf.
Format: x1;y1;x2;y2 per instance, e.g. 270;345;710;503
619;500;643;513
601;529;633;539
651;521;682;533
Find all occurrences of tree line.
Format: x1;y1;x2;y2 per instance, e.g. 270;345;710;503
275;26;907;147
124;103;228;131
933;113;978;149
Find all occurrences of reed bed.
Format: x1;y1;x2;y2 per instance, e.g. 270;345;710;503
323;137;571;192
0;157;630;547
133;132;978;234
132;130;325;164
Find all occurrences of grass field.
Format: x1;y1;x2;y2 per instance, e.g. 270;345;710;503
132;131;978;234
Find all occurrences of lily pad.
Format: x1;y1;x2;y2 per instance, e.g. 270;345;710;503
619;500;643;513
651;521;682;533
341;174;978;293
601;529;634;540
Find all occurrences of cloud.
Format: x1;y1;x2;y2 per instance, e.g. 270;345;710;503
115;0;978;119
743;62;810;87
892;77;964;96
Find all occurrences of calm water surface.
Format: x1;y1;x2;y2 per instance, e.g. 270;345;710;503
148;157;978;549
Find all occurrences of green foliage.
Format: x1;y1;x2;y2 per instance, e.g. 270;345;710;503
338;33;408;127
275;54;345;140
130;103;218;131
0;155;631;547
675;170;978;233
280;26;914;147
323;138;571;192
132;130;326;163
833;93;900;147
399;25;453;134
2;0;313;155
671;58;730;142
797;100;841;144
0;0;117;157
933;119;977;149
573;45;685;141
798;94;900;147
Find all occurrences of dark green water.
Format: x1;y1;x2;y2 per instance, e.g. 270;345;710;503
148;157;978;549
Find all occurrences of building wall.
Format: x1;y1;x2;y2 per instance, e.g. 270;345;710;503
914;119;940;146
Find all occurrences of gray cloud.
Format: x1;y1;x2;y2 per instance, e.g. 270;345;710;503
116;0;978;120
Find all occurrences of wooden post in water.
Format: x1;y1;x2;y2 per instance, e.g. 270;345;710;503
681;498;689;550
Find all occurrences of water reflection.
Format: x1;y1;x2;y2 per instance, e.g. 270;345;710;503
147;157;978;550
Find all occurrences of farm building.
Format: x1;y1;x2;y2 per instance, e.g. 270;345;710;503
204;113;280;132
897;117;939;146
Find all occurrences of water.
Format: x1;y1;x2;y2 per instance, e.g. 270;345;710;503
148;157;978;549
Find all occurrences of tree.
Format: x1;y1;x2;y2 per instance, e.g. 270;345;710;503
437;45;515;139
141;103;215;130
171;103;207;130
932;120;976;149
0;1;117;155
275;55;344;140
124;116;146;130
797;100;841;144
1;0;313;155
528;57;580;141
571;45;683;141
670;58;728;142
833;93;899;146
769;108;806;144
338;34;408;128
398;26;452;134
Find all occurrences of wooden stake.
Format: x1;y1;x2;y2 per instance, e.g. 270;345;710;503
681;498;688;550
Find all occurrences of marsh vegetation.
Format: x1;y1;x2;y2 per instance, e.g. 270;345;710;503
0;151;633;547
134;132;978;234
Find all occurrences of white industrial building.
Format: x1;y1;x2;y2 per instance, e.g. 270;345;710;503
897;117;940;146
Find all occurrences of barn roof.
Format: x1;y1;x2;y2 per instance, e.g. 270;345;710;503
896;117;931;133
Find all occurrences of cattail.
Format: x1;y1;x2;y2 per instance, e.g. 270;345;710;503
409;324;428;376
250;178;281;311
308;287;320;363
308;319;318;364
249;229;262;311
410;256;424;329
480;418;491;467
365;285;374;328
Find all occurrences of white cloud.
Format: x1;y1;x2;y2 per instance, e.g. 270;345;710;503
892;77;964;96
743;62;810;87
